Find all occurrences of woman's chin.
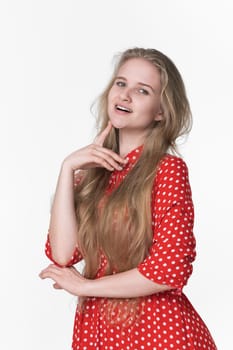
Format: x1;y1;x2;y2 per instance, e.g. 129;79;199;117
109;120;126;130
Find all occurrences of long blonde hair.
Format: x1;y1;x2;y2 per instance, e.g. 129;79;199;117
75;47;192;280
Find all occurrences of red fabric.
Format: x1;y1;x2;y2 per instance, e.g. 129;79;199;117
45;147;217;349
137;155;196;293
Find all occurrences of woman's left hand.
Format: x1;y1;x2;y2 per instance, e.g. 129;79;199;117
39;264;87;296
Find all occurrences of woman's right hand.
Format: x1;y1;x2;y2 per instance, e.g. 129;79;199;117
62;121;127;172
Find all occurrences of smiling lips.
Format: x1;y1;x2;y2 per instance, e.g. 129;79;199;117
115;104;133;113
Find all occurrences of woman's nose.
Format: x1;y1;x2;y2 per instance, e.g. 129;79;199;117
119;88;132;101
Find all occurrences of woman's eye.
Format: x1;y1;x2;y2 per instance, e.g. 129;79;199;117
138;88;149;95
115;81;125;87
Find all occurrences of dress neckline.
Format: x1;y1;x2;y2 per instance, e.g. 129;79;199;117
107;145;143;191
122;144;144;164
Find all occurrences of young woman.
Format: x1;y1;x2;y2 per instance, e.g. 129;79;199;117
40;48;217;349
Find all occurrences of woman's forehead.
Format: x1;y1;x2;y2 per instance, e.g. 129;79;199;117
116;58;161;89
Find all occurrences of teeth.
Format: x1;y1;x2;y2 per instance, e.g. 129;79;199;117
116;105;132;113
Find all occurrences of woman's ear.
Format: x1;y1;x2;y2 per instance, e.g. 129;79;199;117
154;110;163;121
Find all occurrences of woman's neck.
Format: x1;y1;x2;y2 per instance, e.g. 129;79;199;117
118;129;146;157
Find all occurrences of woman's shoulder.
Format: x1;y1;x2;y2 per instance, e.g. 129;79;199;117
155;153;189;180
158;153;188;170
152;154;192;201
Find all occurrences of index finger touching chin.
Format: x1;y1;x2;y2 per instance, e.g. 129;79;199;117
94;121;112;146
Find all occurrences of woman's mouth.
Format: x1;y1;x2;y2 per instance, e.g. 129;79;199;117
115;104;133;113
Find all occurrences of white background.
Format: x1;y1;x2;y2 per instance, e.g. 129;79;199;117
0;1;232;349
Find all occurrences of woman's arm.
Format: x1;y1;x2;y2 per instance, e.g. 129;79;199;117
47;122;127;266
83;268;172;297
39;264;172;297
48;163;79;266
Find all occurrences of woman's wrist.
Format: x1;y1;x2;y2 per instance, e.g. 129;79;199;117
61;158;77;173
77;278;93;297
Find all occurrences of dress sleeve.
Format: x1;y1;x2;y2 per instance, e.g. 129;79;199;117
137;155;196;293
44;170;85;267
45;234;83;267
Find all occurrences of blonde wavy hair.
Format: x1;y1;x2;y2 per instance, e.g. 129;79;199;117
75;48;192;321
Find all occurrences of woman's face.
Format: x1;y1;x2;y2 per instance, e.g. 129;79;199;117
107;58;162;134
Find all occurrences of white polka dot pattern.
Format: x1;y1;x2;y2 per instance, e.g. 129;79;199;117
44;147;217;349
138;155;196;292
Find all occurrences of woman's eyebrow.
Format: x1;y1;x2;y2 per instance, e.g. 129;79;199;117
115;76;127;81
115;76;156;93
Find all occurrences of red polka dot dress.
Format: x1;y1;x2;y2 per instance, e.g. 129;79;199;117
45;147;217;350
